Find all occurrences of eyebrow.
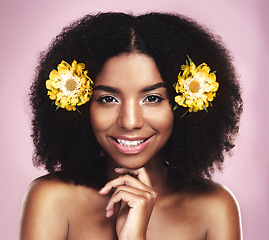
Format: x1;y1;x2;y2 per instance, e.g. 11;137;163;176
94;85;120;93
94;82;166;93
140;82;166;92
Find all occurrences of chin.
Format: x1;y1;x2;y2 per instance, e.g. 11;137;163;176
109;151;160;170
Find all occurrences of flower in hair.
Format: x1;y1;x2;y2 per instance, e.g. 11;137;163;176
174;56;219;115
46;60;93;111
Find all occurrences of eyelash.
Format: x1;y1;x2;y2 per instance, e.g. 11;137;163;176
96;94;164;104
144;95;164;103
96;95;118;103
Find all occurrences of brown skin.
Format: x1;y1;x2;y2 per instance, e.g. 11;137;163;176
19;53;242;239
19;172;242;240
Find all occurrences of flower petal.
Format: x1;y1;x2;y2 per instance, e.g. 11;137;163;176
173;58;219;114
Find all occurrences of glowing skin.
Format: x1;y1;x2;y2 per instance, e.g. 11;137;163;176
90;53;174;169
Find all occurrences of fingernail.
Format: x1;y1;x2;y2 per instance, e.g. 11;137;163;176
106;209;113;218
99;187;106;194
115;167;126;173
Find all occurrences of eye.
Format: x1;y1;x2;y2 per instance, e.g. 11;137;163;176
144;95;164;103
97;95;118;103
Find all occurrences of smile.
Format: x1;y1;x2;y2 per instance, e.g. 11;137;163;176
111;136;152;154
117;139;144;147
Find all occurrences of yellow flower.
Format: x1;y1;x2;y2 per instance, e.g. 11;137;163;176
174;59;219;113
46;60;93;111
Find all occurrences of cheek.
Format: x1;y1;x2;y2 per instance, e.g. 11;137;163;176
147;105;174;137
160;111;174;138
89;103;114;137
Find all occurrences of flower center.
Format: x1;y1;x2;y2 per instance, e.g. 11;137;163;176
65;78;78;92
188;79;201;93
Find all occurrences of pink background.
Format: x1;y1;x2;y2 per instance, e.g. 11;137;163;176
0;0;268;239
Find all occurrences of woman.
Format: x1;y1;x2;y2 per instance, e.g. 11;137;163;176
19;12;243;239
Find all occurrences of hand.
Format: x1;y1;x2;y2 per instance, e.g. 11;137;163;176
99;167;158;240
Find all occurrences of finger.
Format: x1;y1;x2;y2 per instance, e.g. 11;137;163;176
104;190;131;218
112;185;153;200
106;186;157;217
106;190;147;218
105;185;157;218
115;167;152;187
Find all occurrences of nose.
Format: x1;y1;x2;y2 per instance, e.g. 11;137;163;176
117;99;144;131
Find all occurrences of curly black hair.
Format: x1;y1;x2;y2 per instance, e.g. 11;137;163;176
30;12;243;189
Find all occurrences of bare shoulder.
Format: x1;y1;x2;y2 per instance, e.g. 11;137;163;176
23;173;73;200
198;181;240;209
21;173;76;218
191;181;242;240
19;173;71;239
19;172;102;240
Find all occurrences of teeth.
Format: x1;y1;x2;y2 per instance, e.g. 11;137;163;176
117;139;144;147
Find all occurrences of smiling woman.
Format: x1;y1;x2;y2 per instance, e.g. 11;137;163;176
90;53;173;169
19;12;243;240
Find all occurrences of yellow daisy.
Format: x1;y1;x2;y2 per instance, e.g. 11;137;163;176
174;58;219;113
46;60;93;111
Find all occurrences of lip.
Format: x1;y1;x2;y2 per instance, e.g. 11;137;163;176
111;136;152;155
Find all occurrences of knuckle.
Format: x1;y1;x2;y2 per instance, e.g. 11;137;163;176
152;190;158;199
124;174;132;179
115;185;128;193
144;192;152;200
114;186;123;193
138;197;147;206
147;188;158;198
117;189;124;195
119;174;130;181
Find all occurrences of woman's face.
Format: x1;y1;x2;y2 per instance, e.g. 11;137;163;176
90;53;174;169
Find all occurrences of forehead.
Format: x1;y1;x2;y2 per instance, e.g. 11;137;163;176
94;53;164;89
